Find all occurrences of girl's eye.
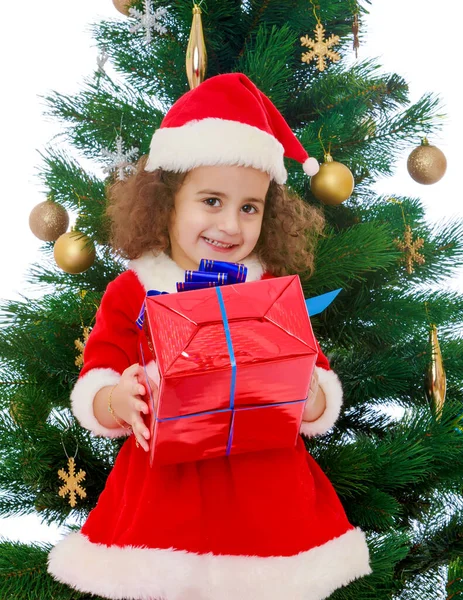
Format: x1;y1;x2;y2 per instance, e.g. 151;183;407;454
242;204;258;214
204;197;221;207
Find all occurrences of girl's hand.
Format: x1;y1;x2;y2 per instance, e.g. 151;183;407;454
110;363;159;452
302;370;326;422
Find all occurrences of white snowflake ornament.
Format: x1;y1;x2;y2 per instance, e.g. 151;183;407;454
102;135;139;181
97;47;109;74
129;0;168;44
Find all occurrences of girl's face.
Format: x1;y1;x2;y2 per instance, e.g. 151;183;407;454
169;165;270;270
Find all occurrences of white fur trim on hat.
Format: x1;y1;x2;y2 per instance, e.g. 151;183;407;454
303;157;320;177
300;367;343;437
145;118;288;184
48;527;371;600
71;368;128;438
129;251;265;293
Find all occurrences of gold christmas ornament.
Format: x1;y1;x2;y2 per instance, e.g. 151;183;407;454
301;22;341;71
29;200;69;242
310;153;354;205
394;224;425;274
425;325;447;416
407;138;447;185
75;326;91;368
58;456;87;508
112;0;131;16
186;4;207;89
54;231;96;274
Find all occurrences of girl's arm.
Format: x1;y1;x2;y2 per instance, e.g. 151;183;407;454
71;271;146;438
92;363;154;451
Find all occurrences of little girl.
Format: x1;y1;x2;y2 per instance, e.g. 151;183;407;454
48;73;371;600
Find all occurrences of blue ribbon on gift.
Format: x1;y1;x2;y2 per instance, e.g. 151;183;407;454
306;288;342;316
215;287;237;455
136;289;169;330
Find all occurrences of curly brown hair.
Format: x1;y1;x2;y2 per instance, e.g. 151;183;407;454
107;156;324;276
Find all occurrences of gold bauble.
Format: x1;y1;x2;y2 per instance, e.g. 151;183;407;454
29;200;69;242
310;153;355;205
112;0;131;16
54;231;96;274
425;324;447;417
407;138;447;185
186;4;207;89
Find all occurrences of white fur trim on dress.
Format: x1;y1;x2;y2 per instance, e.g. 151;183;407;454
48;527;371;600
300;367;343;437
145;118;288;184
71;368;128;438
129;251;265;293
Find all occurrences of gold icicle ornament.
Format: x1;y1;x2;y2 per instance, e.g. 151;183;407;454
425;325;447;416
352;13;360;58
186;4;207;90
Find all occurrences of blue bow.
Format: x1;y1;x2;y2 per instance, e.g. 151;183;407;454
176;259;248;292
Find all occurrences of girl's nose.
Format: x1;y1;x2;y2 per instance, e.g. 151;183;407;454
217;211;241;236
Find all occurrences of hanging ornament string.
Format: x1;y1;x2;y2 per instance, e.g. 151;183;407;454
390;198;425;274
58;432;87;508
301;1;341;71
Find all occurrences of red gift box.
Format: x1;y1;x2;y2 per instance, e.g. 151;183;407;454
143;275;318;466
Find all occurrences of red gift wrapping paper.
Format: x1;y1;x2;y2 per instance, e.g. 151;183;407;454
143;275;318;465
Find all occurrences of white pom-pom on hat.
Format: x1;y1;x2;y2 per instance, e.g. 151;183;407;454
303;157;320;177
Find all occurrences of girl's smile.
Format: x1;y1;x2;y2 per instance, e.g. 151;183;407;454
168;165;270;270
201;236;238;251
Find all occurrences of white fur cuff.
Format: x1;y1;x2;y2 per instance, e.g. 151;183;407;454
71;368;128;438
300;367;343;437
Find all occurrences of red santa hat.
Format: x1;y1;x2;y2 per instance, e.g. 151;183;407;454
145;73;319;184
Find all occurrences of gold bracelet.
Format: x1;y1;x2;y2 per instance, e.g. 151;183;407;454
107;385;131;430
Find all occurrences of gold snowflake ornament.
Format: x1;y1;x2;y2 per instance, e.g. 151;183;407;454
75;326;91;369
301;23;341;71
395;225;425;274
58;457;87;508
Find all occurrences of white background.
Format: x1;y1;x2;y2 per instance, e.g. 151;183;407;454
0;0;462;543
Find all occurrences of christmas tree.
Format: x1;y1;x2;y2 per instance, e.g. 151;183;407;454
1;1;463;598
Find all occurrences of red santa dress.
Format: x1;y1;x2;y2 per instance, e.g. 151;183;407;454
48;252;371;600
